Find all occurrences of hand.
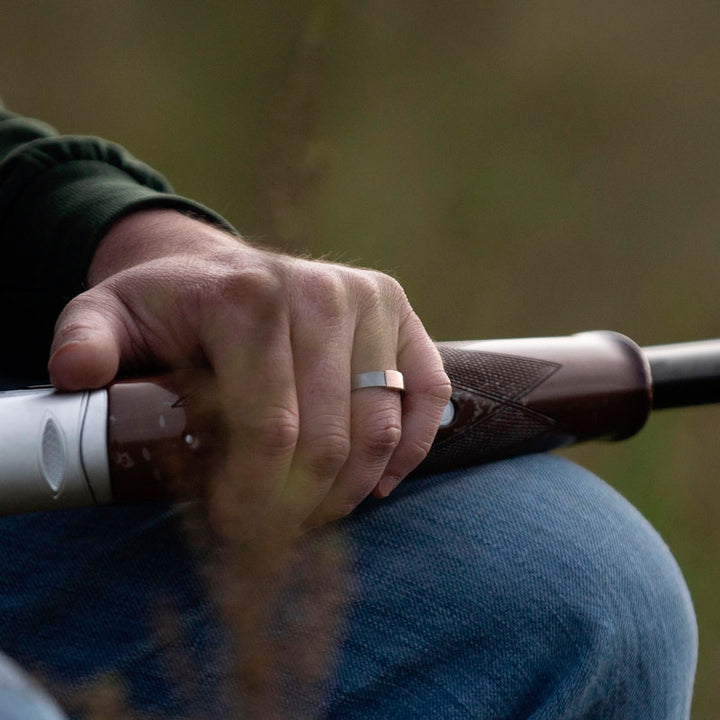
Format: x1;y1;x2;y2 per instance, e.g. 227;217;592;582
48;209;451;532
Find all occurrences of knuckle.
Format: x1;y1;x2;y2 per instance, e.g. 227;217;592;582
373;270;406;305
304;430;351;478
351;268;409;320
254;407;300;455
53;318;97;341
297;267;348;318
361;413;402;458
53;288;129;342
215;264;285;315
428;368;453;405
324;501;358;523
56;287;114;320
413;345;453;407
378;271;405;298
348;269;383;309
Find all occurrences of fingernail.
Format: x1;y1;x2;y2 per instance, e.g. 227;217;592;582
377;475;402;498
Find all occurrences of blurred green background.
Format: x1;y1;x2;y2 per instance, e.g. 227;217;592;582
2;0;719;715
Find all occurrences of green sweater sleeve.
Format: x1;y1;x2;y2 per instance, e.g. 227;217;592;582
0;102;235;379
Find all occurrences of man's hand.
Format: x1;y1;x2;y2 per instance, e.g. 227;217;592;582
48;209;451;532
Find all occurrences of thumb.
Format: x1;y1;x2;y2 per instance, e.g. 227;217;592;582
48;293;123;391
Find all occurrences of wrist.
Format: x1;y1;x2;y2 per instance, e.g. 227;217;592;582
88;208;242;286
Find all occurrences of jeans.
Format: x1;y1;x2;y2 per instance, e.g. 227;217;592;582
0;454;697;719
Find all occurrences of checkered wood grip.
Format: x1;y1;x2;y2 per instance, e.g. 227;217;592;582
415;334;652;476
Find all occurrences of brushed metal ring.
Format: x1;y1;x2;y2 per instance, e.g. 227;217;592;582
351;370;405;392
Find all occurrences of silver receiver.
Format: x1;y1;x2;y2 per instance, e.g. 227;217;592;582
0;387;111;515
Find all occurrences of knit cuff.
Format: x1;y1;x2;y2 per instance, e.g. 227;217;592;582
0;135;235;301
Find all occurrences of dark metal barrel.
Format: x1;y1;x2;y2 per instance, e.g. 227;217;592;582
644;340;720;410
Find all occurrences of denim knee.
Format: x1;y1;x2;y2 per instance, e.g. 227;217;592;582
0;453;696;719
327;454;697;719
0;653;68;720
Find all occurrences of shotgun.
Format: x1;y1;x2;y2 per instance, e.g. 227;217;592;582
1;331;719;515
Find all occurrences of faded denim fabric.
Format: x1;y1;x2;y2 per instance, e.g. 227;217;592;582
0;454;697;719
0;656;66;720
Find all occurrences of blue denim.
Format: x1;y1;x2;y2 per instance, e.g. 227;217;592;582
0;656;66;720
0;454;697;718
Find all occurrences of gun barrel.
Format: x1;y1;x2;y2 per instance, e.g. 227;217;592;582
644;340;720;410
3;331;720;515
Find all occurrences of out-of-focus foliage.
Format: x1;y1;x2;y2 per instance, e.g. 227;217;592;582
2;1;719;715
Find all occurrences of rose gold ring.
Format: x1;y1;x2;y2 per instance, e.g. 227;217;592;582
351;370;405;392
